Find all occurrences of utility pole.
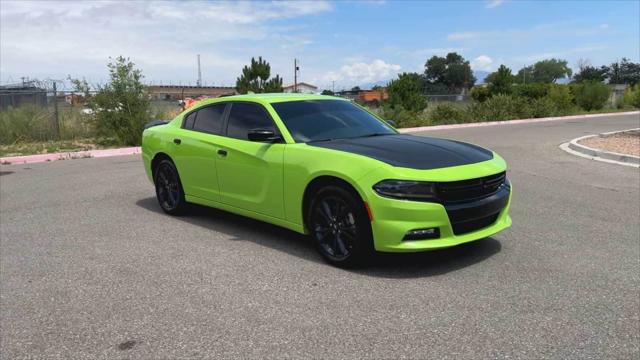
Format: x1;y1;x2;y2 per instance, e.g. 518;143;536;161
294;59;299;92
197;54;202;87
52;81;60;139
332;80;335;94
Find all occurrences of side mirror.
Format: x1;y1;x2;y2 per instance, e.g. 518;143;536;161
386;119;397;128
247;128;282;142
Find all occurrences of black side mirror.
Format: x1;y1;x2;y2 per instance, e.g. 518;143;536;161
386;119;397;128
247;128;282;142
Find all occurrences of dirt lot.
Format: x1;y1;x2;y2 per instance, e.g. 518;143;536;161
579;130;640;157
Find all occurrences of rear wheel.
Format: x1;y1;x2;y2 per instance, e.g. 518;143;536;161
308;186;373;267
154;159;187;215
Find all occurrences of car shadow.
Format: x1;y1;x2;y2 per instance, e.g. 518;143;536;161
135;197;502;278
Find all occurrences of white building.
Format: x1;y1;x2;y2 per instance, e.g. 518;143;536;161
283;82;318;94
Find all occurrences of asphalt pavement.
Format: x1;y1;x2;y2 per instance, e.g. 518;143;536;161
1;114;639;359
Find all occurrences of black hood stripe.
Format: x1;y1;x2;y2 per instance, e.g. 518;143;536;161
308;134;493;170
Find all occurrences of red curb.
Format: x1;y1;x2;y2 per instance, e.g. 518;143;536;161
1;147;141;165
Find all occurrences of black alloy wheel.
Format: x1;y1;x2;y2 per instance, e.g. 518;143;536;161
154;159;186;215
309;186;373;266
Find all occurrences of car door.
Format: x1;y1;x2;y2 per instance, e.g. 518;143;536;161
172;103;228;201
215;101;285;218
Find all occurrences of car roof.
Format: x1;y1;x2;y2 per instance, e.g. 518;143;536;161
195;93;349;106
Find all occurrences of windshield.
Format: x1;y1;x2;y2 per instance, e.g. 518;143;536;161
271;100;396;143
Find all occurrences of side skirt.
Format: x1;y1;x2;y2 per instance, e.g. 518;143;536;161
185;195;306;234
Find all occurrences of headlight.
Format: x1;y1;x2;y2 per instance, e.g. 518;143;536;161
373;180;437;201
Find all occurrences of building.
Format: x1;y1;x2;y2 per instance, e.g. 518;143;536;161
148;85;236;101
0;82;48;110
283;82;318;94
358;89;388;104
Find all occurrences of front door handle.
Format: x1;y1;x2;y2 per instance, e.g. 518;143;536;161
173;138;181;145
217;149;227;157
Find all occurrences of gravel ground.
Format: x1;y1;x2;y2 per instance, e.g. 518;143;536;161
1;113;639;359
579;130;640;156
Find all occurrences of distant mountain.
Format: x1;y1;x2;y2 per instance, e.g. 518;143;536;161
474;70;491;84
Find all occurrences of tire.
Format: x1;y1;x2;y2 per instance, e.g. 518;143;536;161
153;159;187;215
307;185;374;267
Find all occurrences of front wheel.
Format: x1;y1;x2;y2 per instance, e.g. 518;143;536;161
154;159;187;215
308;186;374;267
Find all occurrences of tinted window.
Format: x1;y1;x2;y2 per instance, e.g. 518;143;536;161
226;102;276;140
183;111;196;129
192;103;226;134
271;100;395;143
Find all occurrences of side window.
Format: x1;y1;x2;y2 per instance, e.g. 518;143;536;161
226;102;277;140
183;111;197;129
192;103;226;134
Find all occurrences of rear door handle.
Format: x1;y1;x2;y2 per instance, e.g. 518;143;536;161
173;138;181;145
217;149;227;157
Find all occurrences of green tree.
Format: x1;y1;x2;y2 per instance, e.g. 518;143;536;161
386;72;427;112
236;56;283;94
90;56;150;146
516;59;572;83
485;65;514;94
351;86;361;92
607;58;640;85
321;89;334;96
424;52;475;93
573;61;608;83
571;80;611;111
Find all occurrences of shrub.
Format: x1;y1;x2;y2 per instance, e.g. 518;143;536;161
546;84;575;114
572;80;611;111
512;83;549;99
387;73;428;112
378;105;427;128
427;102;468;124
623;84;640;108
470;86;491;102
467;94;531;122
89;56;150;146
528;97;558;118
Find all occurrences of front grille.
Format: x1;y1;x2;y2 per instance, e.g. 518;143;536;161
436;172;506;203
451;213;499;235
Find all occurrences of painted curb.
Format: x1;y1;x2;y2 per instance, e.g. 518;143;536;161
397;110;640;133
560;128;640;168
0;147;141;165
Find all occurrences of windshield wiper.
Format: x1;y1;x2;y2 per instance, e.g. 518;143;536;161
357;133;393;138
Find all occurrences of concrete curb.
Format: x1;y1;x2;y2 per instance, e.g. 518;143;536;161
559;128;640;168
0;147;141;165
397;110;640;133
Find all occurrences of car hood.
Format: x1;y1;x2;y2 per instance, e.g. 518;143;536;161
307;134;493;170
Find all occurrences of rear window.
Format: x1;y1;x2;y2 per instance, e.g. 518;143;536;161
192;103;226;135
271;100;395;142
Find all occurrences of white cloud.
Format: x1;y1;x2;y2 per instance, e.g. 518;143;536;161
0;0;331;85
323;59;401;87
471;55;494;71
447;22;612;42
485;0;505;9
514;46;607;63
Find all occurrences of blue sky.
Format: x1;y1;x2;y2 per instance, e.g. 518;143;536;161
1;0;638;90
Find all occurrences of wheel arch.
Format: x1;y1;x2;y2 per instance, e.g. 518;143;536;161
151;152;173;177
301;175;368;231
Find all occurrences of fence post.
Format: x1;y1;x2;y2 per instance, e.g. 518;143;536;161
52;82;60;139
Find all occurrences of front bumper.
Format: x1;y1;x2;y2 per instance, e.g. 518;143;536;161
368;187;512;252
361;158;513;253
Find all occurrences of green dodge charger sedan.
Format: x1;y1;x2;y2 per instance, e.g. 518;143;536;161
142;93;512;266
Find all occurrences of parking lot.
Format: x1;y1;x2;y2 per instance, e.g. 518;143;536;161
1;114;639;359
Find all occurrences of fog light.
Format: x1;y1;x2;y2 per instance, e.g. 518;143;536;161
403;227;440;241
